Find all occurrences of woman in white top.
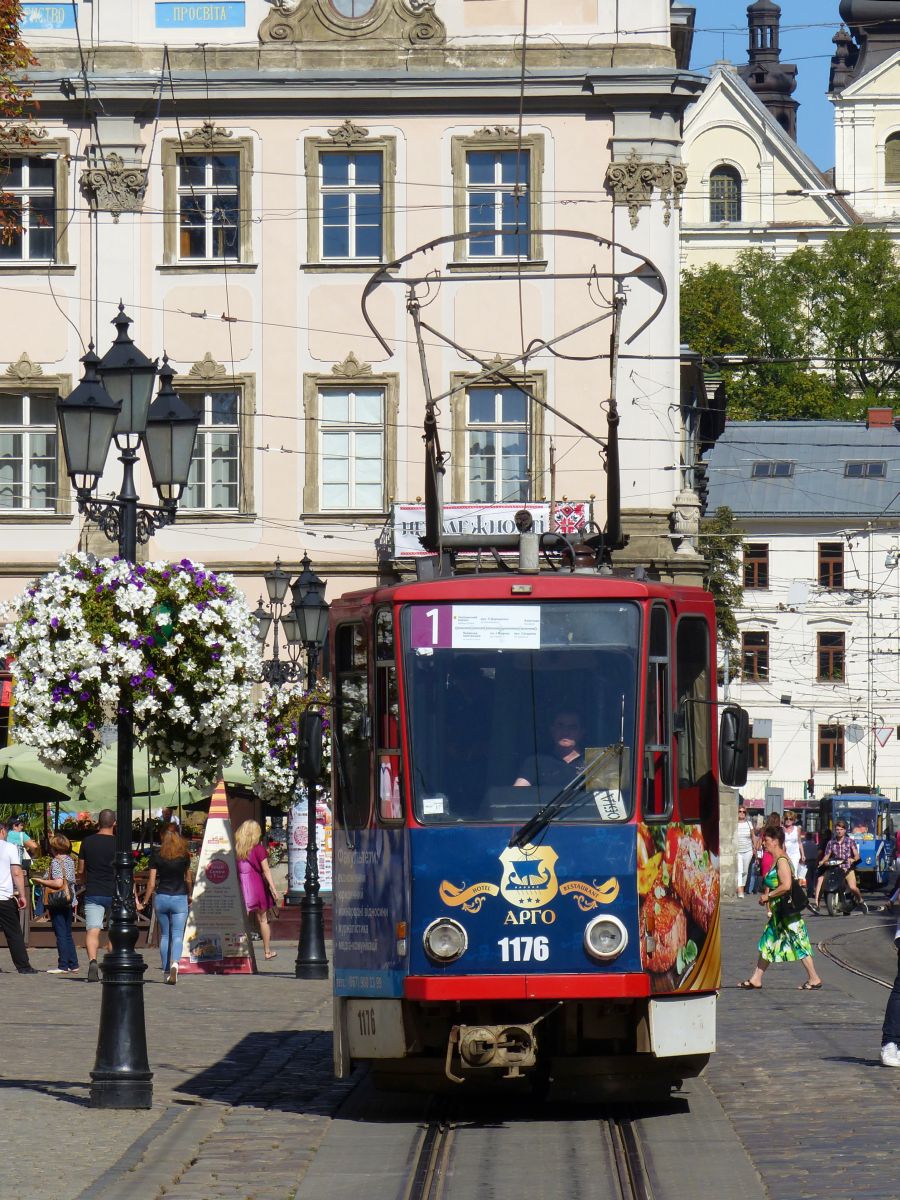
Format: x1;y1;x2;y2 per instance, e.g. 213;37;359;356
782;810;805;880
735;803;757;898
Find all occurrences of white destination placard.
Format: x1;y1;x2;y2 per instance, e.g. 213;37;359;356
451;605;540;649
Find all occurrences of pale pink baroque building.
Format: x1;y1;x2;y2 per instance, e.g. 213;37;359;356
0;1;705;611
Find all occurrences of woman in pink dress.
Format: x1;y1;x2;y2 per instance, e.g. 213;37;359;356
235;820;278;960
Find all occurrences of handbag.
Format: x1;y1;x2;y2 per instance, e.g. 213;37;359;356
45;857;72;913
779;864;808;918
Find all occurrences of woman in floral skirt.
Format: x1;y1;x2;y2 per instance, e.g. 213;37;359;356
738;826;823;992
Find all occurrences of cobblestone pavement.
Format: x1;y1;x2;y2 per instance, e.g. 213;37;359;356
2;903;897;1200
709;899;897;1200
0;949;350;1200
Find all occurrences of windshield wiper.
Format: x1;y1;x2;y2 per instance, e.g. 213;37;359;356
508;742;624;848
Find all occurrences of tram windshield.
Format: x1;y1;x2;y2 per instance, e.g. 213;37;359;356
833;801;878;837
401;600;639;824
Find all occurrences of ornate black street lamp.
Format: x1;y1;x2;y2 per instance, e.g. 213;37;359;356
252;558;304;685
56;306;199;1110
290;553;330;980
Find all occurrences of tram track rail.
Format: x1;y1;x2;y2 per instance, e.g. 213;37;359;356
817;919;894;989
403;1110;654;1200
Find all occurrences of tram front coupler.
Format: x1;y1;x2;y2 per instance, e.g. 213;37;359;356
444;1004;561;1083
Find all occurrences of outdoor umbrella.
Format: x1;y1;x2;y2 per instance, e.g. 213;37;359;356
0;742;182;808
160;756;257;809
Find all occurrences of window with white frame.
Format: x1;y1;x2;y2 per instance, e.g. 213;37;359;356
0;391;58;509
320;151;383;259
466;149;530;258
181;390;240;510
319;386;384;510
177;153;240;260
466;386;530;503
0;155;57;261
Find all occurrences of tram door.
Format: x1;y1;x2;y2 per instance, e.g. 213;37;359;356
643;604;671;821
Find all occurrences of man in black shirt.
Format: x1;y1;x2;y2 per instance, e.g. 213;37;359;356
515;710;586;791
77;808;116;982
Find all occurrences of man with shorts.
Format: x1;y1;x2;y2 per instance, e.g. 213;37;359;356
77;809;116;981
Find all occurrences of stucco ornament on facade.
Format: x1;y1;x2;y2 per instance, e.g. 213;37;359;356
79;152;148;222
259;0;446;45
328;120;369;146
189;352;229;381
331;351;373;377
605;151;687;229
184;122;234;149
5;352;44;383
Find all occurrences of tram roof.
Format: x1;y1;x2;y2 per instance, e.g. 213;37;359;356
332;571;712;610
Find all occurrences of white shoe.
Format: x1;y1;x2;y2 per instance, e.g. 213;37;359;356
880;1042;900;1067
47;968;67;974
165;963;178;985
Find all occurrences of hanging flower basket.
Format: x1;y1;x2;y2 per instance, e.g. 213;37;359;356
242;680;331;803
0;553;261;788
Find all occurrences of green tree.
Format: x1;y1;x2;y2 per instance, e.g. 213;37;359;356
700;505;743;672
805;228;900;402
681;229;900;420
0;2;37;244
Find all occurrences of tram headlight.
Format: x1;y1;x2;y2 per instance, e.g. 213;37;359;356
584;915;628;962
423;918;468;964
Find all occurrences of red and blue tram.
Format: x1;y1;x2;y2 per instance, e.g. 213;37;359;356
329;567;748;1097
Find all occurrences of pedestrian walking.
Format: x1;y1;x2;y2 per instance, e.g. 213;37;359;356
0;820;37;973
738;825;823;992
759;811;782;877
76;809;117;982
235;819;279;961
36;835;79;974
880;909;900;1067
137;826;193;985
736;802;757;898
783;810;805;879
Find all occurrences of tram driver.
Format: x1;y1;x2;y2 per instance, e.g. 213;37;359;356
514;709;587;790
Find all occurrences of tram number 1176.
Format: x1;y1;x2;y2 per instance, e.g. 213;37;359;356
498;936;550;963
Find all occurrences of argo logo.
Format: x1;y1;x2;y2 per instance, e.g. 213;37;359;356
206;859;229;884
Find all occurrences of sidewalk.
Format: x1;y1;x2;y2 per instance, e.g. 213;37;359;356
0;948;348;1200
3;904;897;1200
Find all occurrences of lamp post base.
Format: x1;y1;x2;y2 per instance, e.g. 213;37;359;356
89;946;153;1109
295;893;329;979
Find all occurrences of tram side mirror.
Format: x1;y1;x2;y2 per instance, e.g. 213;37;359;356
719;704;750;788
297;709;324;784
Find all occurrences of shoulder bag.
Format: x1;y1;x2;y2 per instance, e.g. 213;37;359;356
46;856;72;913
777;858;807;918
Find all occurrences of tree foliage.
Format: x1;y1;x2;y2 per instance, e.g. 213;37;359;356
700;505;743;666
681;229;900;420
0;2;37;243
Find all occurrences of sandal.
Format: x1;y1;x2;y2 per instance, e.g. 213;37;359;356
738;979;762;990
798;981;822;990
264;951;278;960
